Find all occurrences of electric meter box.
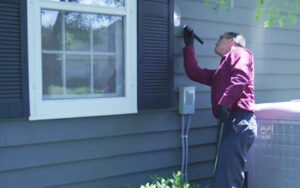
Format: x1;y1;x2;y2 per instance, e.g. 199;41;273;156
179;86;196;115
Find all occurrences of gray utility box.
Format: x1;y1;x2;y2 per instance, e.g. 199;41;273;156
179;86;195;115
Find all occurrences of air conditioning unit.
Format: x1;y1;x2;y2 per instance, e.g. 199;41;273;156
247;101;300;188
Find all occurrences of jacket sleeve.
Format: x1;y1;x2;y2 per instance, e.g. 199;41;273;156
183;45;215;86
218;50;253;109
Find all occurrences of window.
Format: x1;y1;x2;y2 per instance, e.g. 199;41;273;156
27;0;137;120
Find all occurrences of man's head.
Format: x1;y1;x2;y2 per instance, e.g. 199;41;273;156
214;32;246;56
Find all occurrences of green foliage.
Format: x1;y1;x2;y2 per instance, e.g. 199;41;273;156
47;85;105;95
129;171;201;188
209;0;300;27
263;1;281;27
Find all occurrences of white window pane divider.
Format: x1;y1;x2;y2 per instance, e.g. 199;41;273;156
40;1;127;16
42;50;116;56
44;92;120;100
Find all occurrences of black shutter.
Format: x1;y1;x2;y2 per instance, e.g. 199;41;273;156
138;0;174;110
0;0;29;118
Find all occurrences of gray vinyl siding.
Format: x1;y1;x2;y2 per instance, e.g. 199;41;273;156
0;110;217;187
1;0;299;187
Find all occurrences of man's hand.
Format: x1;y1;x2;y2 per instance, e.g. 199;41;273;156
218;105;229;123
183;29;194;46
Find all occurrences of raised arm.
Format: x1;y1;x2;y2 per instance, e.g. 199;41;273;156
183;45;216;86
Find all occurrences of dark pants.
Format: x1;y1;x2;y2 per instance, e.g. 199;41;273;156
214;110;257;188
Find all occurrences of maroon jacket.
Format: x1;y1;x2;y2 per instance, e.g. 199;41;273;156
183;45;255;118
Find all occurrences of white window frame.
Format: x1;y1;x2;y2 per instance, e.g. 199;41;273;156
27;0;137;120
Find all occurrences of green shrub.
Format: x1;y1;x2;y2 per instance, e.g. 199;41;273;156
127;171;200;188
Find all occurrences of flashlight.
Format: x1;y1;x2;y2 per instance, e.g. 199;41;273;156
183;25;204;45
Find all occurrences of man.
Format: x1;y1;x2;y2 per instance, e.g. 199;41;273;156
183;30;257;188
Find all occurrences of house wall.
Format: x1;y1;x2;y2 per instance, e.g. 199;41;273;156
1;0;300;187
0;111;217;187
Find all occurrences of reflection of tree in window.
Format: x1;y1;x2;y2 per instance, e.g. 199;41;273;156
71;0;124;7
42;10;63;96
49;0;124;7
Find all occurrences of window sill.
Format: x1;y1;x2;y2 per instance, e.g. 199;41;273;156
29;106;137;121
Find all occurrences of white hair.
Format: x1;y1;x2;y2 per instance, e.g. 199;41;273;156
224;32;246;47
